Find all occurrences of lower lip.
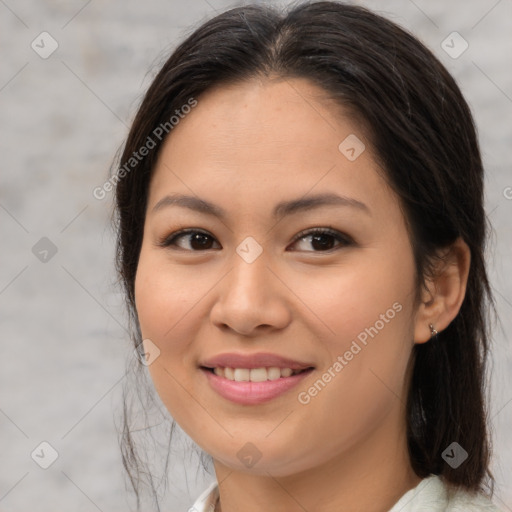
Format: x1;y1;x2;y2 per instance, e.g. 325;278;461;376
201;368;313;405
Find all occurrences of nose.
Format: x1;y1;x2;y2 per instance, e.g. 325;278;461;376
209;250;291;336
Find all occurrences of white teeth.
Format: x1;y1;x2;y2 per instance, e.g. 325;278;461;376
249;368;268;382
267;367;281;380
212;366;303;382
233;368;250;382
280;368;293;378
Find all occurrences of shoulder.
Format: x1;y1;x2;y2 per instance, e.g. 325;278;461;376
446;484;503;512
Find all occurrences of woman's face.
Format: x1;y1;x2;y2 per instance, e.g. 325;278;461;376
134;77;421;476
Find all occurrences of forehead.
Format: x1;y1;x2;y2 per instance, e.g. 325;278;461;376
147;77;394;221
160;77;356;165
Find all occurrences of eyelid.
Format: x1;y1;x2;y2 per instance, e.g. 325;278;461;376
157;226;354;252
157;228;219;250
290;226;353;246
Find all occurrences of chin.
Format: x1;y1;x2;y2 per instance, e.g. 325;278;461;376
208;440;312;477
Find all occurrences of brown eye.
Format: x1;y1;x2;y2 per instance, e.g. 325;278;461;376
289;228;353;252
159;230;220;251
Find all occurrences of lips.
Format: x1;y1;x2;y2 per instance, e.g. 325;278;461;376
199;352;315;405
200;352;314;371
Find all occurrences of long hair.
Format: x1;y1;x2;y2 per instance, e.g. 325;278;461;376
112;2;496;508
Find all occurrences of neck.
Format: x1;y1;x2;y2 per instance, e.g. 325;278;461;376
212;410;422;512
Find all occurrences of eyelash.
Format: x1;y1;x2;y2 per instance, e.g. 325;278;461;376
157;227;353;253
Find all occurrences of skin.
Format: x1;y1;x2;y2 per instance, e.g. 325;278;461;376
134;77;470;512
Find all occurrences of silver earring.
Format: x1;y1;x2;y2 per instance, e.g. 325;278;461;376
429;323;438;339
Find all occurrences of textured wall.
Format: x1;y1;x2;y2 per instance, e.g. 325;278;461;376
1;0;511;510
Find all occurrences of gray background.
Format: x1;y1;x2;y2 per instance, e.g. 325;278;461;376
0;0;511;511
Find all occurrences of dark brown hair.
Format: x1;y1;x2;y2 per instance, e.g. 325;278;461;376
112;1;496;509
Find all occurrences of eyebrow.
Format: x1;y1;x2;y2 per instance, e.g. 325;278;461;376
151;192;371;219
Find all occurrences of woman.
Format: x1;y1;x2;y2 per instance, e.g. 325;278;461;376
112;2;502;511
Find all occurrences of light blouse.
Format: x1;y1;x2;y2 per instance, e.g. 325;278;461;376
188;474;503;511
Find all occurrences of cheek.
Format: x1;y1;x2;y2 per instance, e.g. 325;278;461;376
289;268;414;464
133;251;206;421
133;256;203;410
134;249;203;350
289;248;416;403
289;254;413;347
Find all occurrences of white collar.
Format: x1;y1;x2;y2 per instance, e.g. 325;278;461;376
189;480;219;512
189;474;502;512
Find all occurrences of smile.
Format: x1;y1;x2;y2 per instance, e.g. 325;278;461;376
208;366;305;381
200;365;314;405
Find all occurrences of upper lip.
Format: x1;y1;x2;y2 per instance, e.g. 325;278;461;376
200;352;315;370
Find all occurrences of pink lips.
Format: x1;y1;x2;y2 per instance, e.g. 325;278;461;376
200;352;313;371
200;352;314;405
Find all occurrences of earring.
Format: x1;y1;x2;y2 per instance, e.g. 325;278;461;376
429;323;438;339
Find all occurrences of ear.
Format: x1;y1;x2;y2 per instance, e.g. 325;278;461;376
413;237;471;344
